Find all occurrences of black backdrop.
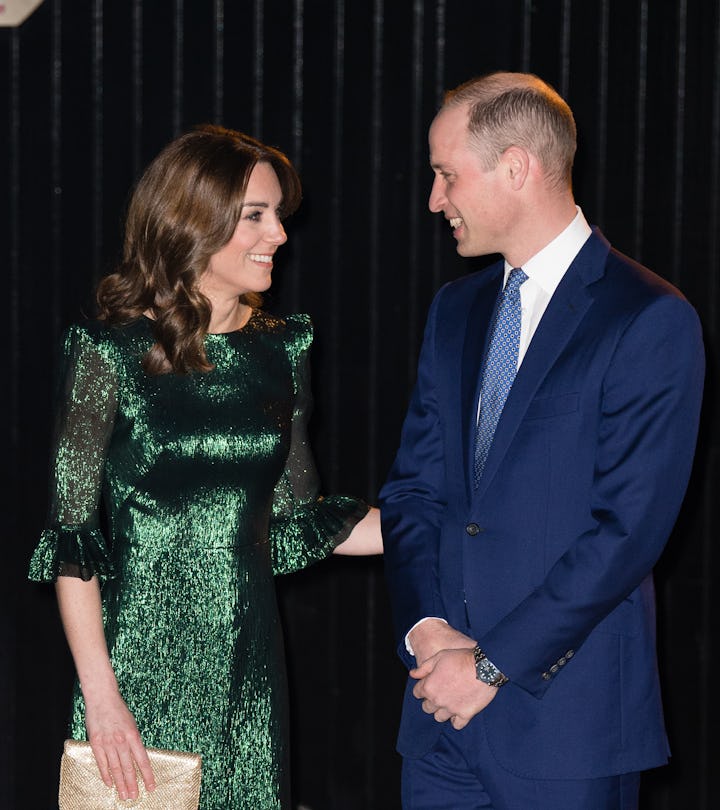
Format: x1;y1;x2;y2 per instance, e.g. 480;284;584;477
2;1;719;808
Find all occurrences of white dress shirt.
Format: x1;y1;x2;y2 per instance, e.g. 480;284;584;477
505;205;592;372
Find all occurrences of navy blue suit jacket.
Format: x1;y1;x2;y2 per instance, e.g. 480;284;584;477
380;228;705;779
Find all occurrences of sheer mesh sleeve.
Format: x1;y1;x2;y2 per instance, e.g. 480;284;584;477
28;325;117;582
270;318;369;575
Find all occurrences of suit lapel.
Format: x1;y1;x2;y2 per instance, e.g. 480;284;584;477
472;230;610;500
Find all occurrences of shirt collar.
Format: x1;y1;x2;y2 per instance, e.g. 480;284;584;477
504;206;592;296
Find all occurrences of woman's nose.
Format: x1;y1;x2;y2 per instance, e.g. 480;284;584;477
268;220;287;245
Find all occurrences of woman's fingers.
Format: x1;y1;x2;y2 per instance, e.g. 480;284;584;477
118;741;142;799
89;742;113;788
89;729;154;799
89;737;137;799
130;738;157;793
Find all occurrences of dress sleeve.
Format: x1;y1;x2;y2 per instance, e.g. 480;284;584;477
28;325;117;583
270;315;369;576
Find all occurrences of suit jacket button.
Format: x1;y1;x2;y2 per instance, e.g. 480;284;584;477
541;672;551;680
550;664;559;674
558;657;566;666
565;650;575;658
466;523;482;536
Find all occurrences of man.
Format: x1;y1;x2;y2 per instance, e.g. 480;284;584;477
379;71;705;809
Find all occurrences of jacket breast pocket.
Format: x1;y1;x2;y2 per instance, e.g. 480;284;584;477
524;392;579;420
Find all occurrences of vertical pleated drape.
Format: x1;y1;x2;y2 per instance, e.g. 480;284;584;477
3;1;719;807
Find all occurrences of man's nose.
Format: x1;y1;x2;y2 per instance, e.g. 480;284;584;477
428;176;446;213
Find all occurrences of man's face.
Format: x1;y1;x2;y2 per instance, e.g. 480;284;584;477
428;105;510;258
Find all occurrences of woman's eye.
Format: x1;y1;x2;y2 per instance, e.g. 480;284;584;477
245;210;262;222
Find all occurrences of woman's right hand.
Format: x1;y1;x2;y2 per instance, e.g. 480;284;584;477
54;576;157;800
84;690;156;800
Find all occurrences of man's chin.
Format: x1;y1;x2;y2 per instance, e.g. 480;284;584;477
455;235;490;259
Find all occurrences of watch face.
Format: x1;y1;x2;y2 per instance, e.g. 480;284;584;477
476;659;499;683
474;653;506;686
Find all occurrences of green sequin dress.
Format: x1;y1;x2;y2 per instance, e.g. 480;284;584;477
28;310;368;810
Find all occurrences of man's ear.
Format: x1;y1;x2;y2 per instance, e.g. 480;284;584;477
502;146;530;190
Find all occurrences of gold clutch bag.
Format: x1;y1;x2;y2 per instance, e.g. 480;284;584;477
59;739;202;809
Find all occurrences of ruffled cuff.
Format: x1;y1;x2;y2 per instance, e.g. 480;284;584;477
271;496;370;575
317;495;371;550
28;525;114;583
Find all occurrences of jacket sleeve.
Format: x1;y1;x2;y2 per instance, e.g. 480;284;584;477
479;293;705;697
379;288;450;667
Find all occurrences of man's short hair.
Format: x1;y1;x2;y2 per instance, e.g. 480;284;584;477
444;72;577;190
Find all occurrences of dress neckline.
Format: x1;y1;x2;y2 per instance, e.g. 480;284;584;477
140;308;258;337
206;307;257;336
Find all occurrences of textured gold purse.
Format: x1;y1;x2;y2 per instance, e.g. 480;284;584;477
59;739;202;809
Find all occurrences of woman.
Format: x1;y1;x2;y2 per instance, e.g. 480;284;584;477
28;124;382;809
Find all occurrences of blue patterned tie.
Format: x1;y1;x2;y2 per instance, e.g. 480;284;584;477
473;267;528;485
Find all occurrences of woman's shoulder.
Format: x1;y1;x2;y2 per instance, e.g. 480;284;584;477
60;317;151;359
249;309;313;350
60;318;108;350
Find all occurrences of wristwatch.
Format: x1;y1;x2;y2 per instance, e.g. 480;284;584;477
473;646;509;688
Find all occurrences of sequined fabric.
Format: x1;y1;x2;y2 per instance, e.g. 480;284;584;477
29;310;368;810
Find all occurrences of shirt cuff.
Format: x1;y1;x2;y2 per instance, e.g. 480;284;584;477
404;617;448;655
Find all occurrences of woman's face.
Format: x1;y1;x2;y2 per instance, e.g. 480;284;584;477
201;161;288;299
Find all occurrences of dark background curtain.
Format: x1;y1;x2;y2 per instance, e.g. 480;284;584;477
2;1;718;808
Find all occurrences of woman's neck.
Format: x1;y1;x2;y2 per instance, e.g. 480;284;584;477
207;298;251;334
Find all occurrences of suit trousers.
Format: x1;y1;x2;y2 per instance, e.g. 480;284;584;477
401;720;641;810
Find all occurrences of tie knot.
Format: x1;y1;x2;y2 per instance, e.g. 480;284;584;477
505;267;528;294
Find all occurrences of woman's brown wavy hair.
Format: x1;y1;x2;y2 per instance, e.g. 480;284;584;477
96;124;301;374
